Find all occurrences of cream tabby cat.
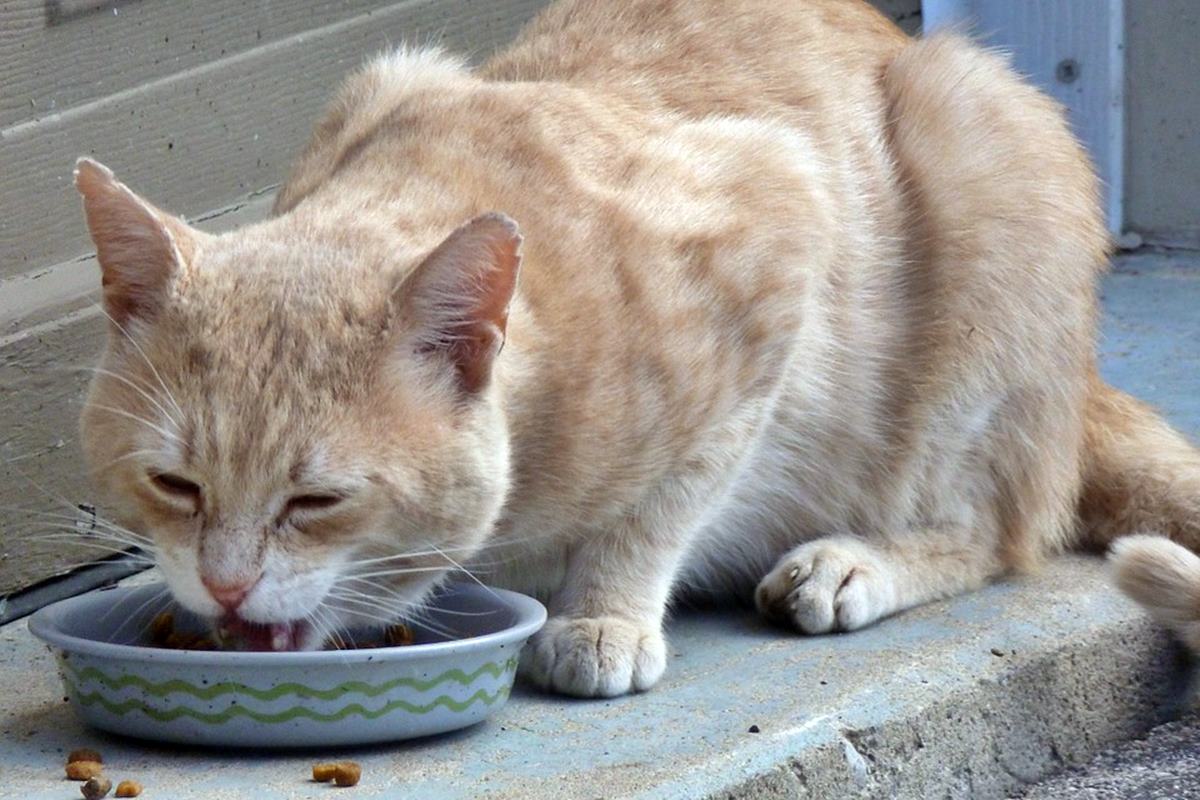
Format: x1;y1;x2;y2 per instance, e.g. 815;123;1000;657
74;0;1200;697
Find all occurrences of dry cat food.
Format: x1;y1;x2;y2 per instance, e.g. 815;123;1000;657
64;748;142;797
147;611;218;650
312;763;340;782
313;761;362;787
347;623;415;649
147;611;414;651
66;761;105;780
81;776;112;800
114;780;143;797
333;763;363;788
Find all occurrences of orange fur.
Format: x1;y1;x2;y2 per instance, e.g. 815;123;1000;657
73;0;1198;695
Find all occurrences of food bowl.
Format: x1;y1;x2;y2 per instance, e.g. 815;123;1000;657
29;582;545;748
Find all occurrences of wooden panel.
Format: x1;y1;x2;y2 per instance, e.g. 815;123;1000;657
0;0;550;279
0;312;105;597
0;0;403;130
0;189;276;336
922;0;1125;233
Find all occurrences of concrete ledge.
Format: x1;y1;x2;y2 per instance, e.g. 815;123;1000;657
0;557;1192;799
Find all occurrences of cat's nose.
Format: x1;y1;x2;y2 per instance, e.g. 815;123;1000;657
201;577;254;611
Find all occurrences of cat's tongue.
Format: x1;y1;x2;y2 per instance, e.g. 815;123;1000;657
220;618;308;651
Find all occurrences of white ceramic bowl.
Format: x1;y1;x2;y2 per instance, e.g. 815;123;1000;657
29;582;545;748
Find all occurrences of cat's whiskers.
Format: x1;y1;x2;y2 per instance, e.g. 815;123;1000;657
93;448;166;472
22;534;156;562
428;544;500;602
338;575;496;618
1;455;94;518
326;603;367;650
324;592;400;620
395;596;462;639
304;604;353;663
17;516;155;553
338;575;409;604
312;604;343;648
86;403;183;446
336;565;448;581
326;587;416;623
81;515;155;547
13;515;156;552
339;574;501;618
342;536;527;571
324;588;460;640
104;585;171;639
0;469;159;562
0;505;153;544
55;364;182;429
22;539;155;564
95;306;186;422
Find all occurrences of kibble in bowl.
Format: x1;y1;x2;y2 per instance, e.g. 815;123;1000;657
146;611;414;652
30;582;544;747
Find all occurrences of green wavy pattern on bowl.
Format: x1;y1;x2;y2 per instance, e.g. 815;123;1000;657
66;683;512;724
62;656;519;701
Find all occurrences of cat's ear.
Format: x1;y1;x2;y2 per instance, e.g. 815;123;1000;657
74;157;198;325
400;213;522;395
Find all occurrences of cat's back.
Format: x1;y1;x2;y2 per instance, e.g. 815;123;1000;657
279;0;909;245
483;0;907;123
477;0;912;331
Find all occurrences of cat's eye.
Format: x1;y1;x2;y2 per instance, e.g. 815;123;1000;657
149;472;202;503
284;493;346;517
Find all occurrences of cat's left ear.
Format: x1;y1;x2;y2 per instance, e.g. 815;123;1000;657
400;213;522;395
74;157;199;325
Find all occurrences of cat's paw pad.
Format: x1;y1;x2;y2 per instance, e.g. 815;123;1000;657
520;615;666;697
755;538;897;634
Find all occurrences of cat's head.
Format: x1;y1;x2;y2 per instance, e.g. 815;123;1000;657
73;159;521;650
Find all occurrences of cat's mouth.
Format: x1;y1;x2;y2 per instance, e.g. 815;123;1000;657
218;616;312;652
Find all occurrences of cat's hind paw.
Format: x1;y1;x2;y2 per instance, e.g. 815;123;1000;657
756;537;898;634
520;615;666;697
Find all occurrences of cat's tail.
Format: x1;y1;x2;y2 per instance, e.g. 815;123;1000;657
1110;537;1200;650
1080;374;1200;646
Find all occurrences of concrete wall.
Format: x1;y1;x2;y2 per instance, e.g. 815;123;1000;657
1124;0;1200;246
0;0;917;596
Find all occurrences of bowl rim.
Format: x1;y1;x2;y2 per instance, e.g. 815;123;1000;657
29;581;546;666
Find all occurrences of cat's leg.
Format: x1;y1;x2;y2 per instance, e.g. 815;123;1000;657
520;509;685;698
522;406;767;698
754;528;1001;634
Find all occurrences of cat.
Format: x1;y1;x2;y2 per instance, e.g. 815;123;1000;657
72;0;1200;696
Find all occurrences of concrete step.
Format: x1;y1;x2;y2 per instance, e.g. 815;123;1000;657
0;557;1193;799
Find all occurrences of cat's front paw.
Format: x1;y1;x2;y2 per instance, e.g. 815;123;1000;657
756;537;898;634
521;615;666;697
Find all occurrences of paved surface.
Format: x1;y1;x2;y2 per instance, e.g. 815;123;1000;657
0;251;1196;799
1019;714;1200;799
1014;250;1200;800
0;560;1192;800
1098;250;1200;434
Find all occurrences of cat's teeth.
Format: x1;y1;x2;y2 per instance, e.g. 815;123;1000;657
270;623;291;651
